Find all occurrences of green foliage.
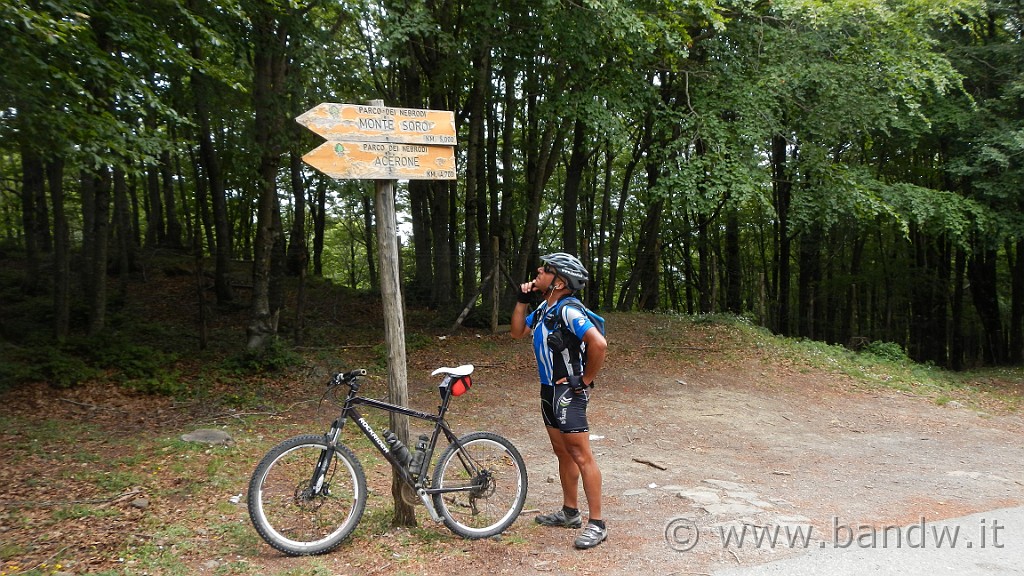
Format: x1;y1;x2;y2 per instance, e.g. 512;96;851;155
0;344;100;390
221;337;303;374
861;340;911;363
71;332;177;379
0;328;180;392
1;0;1022;375
405;332;432;352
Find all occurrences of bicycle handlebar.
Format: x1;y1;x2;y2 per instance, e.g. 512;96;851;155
331;369;367;386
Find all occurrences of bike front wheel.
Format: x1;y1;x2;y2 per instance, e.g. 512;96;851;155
247;434;367;555
431;431;528;539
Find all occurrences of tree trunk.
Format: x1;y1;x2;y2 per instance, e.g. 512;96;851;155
269;196;287;326
951;246;966;370
639;200;664;311
408;180;433;303
81;171;95;318
608;119;649;310
485;77;501;311
562;119;589;255
771;134;793;335
84;169;111;336
580;152;595;304
362;193;377;291
797;224;821;339
112;166;133;297
447;181;459;301
843;234;866;345
431;180;452;306
187;146;215;257
908;231;950;365
463;46;488;303
286;151;308;276
513;62;568;283
19;144;45;294
696;213;715;314
48;159;70;343
312;177;327;276
246;6;289;351
497;65;517;297
724;203;742;313
1010;239;1024;364
161;149;183;249
374;176;416;528
593;142;613;310
191;32;233;303
173;135;194;250
968;246;1004;364
145;144;164;248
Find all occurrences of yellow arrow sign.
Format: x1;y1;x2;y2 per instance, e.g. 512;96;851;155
296;103;457;145
302;141;457;181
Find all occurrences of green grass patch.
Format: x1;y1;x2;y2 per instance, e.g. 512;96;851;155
0;543;28;562
700;317;1020;410
52;504;122;521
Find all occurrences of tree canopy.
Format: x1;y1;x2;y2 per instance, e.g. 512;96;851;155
2;0;1023;368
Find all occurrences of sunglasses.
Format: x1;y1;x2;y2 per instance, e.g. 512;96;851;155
543;264;557;275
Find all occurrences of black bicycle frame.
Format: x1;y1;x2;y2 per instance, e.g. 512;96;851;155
321;388;479;498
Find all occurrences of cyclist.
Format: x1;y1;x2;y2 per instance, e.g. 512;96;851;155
510;252;608;549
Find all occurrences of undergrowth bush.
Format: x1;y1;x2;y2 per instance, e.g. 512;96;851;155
861;340;910;363
0;344;100;390
0;331;180;392
221;337;303;374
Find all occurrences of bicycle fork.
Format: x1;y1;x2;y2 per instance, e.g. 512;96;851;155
305;420;345;497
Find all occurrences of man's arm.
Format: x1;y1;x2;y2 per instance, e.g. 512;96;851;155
510;281;535;339
580;327;607;387
510;301;530;339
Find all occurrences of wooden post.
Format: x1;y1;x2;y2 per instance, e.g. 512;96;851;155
369;99;415;527
295;97;455;526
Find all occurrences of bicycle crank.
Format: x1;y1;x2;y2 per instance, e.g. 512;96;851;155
400;483;421;507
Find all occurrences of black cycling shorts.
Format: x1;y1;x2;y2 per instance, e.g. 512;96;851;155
540;384;590;434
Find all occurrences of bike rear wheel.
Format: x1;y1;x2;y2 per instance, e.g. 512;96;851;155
431;431;528;539
247;434;366;555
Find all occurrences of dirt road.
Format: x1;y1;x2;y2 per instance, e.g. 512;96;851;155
3;315;1022;575
415;321;1024;575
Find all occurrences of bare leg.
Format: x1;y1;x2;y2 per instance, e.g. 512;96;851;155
554;429;602;520
546;426;581;509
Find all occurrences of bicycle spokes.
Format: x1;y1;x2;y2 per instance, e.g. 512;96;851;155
432;432;527;539
248;436;367;555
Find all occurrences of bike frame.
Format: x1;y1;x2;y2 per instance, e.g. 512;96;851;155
312;377;481;521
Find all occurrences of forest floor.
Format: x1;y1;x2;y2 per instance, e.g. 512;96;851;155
1;269;1023;576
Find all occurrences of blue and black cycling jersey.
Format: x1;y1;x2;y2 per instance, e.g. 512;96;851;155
525;296;596;386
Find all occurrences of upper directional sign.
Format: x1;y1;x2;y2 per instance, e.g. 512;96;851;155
296;103;457;145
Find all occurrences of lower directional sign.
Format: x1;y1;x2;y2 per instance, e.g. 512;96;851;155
302;141;457;180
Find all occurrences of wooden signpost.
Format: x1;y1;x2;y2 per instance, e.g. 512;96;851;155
297;100;456;525
297;103;457;181
302;141;456;181
296;103;457;144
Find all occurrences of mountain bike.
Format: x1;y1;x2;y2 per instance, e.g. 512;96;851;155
247;365;528;556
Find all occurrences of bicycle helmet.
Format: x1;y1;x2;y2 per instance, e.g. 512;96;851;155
541;252;589;291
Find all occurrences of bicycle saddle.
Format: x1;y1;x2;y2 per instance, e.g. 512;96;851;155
431;364;474;377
